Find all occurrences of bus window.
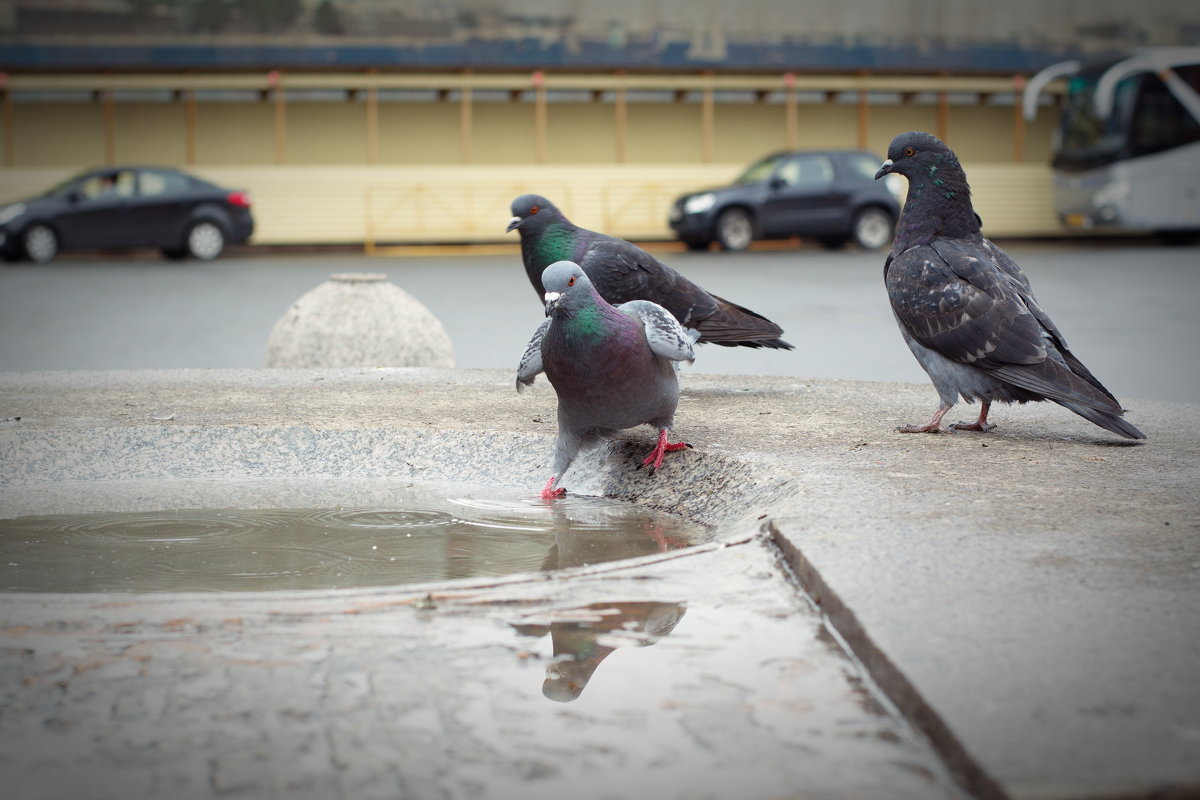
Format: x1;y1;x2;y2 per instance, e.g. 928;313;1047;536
1129;66;1200;158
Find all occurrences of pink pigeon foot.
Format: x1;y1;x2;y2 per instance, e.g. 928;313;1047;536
637;428;692;474
897;406;953;434
540;476;567;500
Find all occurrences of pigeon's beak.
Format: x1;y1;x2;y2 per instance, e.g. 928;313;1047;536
874;159;894;181
543;291;561;316
506;215;523;233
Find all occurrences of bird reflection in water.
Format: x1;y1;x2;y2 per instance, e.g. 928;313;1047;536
512;601;686;702
539;514;693;571
510;498;694;700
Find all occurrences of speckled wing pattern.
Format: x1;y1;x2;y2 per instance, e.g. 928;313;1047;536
887;237;1046;371
617;300;696;364
515;318;551;392
888;236;1123;410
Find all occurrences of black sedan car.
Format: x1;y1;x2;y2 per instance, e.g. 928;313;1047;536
669;149;902;251
0;166;254;263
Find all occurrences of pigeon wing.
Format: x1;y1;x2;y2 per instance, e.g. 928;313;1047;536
888;241;1047;370
902;239;1129;414
976;238;1121;406
618;300;697;364
579;237;721;325
515;318;551;392
580;237;792;347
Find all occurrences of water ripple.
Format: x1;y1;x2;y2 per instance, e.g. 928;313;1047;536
0;485;708;593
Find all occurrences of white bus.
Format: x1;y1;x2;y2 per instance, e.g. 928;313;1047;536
1023;47;1200;240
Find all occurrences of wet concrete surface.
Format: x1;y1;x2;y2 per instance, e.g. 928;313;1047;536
0;538;960;800
2;368;1199;799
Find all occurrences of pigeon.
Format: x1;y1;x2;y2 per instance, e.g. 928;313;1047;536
507;194;792;349
874;131;1144;439
516;260;697;500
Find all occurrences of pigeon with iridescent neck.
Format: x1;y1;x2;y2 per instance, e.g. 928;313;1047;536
507;194;791;350
875;131;1144;439
516;260;697;500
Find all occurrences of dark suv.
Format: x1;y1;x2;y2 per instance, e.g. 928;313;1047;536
669;149;902;251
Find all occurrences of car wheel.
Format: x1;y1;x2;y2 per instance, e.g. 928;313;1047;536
186;221;226;261
715;208;754;251
22;224;59;264
851;207;894;250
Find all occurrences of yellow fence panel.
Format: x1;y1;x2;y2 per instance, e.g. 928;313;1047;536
0;163;1065;248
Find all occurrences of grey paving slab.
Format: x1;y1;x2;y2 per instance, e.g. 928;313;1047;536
0;368;1197;799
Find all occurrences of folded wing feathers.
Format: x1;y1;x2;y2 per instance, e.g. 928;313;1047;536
619;300;696;364
515;318;550;392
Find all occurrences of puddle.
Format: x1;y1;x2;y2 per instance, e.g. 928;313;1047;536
512;601;688;702
0;479;709;593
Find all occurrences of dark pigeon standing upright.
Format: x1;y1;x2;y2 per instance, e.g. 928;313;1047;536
874;131;1145;439
517;260;697;500
507;194;792;349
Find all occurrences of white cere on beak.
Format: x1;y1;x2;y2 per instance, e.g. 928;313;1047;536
881;159;893;169
544;291;561;303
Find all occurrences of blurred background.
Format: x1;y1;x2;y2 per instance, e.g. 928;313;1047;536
0;1;1197;405
0;0;1197;244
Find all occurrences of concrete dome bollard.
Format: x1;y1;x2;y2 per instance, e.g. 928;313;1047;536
265;273;455;368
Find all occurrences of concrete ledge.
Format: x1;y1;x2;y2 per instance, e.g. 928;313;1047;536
1;368;1197;800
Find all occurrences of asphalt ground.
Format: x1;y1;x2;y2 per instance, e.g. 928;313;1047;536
1;240;1197;405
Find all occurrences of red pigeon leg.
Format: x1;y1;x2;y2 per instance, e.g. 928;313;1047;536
540;476;567;500
638;428;691;474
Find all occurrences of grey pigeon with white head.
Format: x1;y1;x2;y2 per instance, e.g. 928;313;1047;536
517;260;697;499
507;194;791;349
874;131;1144;439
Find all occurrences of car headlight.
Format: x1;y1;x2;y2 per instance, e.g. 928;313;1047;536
0;203;27;226
683;193;715;214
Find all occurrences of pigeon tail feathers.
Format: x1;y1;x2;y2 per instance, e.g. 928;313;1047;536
697;293;794;349
1057;401;1146;440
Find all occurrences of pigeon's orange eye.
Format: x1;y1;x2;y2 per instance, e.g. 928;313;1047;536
903;147;916;157
530;205;540;214
567;276;576;286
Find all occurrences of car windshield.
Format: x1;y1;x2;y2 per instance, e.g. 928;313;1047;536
733;154;786;185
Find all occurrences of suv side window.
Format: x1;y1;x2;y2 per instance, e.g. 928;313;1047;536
776;154;834;187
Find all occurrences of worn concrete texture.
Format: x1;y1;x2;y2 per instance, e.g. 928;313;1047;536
0;368;1197;800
